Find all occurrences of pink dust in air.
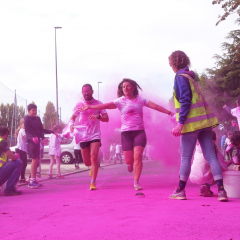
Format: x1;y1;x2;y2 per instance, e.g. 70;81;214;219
98;80;180;167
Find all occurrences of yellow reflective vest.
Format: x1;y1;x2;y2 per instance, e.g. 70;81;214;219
174;73;219;134
0;138;8;168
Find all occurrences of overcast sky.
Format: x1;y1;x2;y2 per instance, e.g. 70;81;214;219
0;0;237;122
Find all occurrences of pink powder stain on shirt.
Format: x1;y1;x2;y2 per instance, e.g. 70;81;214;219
73;98;107;142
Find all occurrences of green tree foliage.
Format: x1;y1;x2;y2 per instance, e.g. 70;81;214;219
198;29;240;127
212;0;240;25
43;101;58;130
0;103;25;133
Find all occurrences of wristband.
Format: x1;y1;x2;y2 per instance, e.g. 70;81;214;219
97;115;101;119
168;111;171;115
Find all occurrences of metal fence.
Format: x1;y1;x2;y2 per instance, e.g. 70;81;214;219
0;82;44;146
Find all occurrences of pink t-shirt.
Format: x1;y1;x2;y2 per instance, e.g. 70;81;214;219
73;98;107;142
231;107;240;128
113;95;149;132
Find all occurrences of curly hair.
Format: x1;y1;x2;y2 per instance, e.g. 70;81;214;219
230;131;240;147
168;50;191;71
117;78;142;98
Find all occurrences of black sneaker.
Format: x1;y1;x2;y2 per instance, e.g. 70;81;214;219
4;189;22;196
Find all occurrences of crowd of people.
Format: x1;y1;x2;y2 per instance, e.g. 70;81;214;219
1;50;240;202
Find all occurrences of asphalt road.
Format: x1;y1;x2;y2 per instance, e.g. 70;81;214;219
1;160;240;240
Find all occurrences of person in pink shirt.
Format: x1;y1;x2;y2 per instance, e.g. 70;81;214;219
70;84;109;190
80;78;173;191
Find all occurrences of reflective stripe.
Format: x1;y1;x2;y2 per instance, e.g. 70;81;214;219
0;160;6;164
175;102;209;113
0;138;8;167
184;112;216;124
174;73;219;134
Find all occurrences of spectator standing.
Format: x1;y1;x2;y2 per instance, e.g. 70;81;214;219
225;132;233;161
15;119;28;183
109;143;116;163
221;131;227;159
169;50;227;202
48;125;65;179
115;144;122;163
74;138;82;169
24;104;53;188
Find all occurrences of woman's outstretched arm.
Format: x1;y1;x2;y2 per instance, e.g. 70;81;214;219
146;101;174;116
79;102;117;111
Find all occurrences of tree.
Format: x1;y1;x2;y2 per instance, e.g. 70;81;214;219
212;0;240;25
198;29;240;128
43;101;57;130
0;103;25;134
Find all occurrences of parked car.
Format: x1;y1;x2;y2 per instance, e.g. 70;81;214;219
10;134;77;164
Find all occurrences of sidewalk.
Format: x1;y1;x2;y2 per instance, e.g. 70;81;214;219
18;160;116;185
1;160;240;240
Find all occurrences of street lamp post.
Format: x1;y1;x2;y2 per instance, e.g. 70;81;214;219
54;26;62;124
98;82;102;100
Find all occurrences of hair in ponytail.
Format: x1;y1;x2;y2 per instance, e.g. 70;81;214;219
15;118;24;137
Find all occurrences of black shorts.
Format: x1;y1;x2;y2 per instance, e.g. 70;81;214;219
121;130;147;151
27;141;40;159
80;139;101;149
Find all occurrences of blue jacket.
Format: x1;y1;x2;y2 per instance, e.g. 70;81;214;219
221;135;226;147
174;67;195;124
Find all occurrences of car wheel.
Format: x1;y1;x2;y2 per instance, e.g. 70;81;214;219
61;152;73;164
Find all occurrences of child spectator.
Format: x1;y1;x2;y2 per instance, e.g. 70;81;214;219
24;104;53;188
225;132;233;161
70;125;82;169
0;126;22;196
48;125;65;179
15;119;28;183
190;130;228;197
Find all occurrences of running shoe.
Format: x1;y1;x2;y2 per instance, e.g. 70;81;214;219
48;174;53;179
202;184;213;197
4;189;22;196
90;183;97;190
75;165;80;169
128;164;133;172
169;188;187;200
28;181;40;189
56;175;65;179
134;183;143;191
218;190;228;202
89;169;92;177
19;179;26;183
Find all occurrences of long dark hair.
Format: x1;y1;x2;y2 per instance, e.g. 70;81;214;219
117;78;142;98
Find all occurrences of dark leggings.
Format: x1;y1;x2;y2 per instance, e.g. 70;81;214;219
74;149;83;165
15;148;28;179
227;147;234;160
